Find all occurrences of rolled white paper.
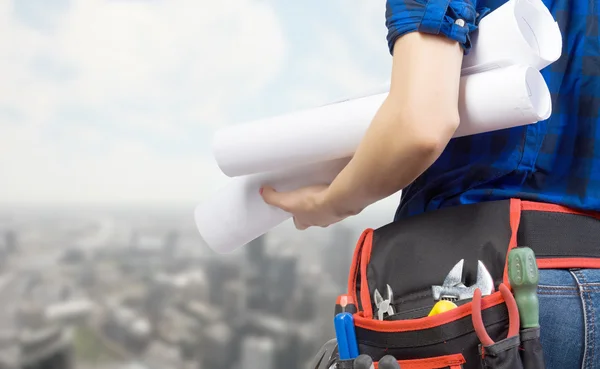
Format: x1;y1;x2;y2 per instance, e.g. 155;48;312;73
200;66;550;253
213;65;551;178
461;0;562;75
194;158;350;254
213;94;384;177
455;64;551;137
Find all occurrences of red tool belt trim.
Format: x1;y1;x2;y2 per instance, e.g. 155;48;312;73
513;199;600;270
353;291;504;332
373;353;466;369
360;229;375;319
348;228;372;312
537;258;600;269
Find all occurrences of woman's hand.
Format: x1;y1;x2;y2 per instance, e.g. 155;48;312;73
260;185;349;230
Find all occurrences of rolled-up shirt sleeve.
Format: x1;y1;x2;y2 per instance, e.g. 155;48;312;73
386;0;489;55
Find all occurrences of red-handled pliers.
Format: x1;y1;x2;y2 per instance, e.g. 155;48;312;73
472;283;520;346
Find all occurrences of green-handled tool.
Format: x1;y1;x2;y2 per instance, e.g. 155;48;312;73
508;247;540;329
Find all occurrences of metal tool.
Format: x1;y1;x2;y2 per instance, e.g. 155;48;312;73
431;259;494;302
374;284;395;320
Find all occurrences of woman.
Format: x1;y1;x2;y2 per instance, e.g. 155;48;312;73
262;0;598;367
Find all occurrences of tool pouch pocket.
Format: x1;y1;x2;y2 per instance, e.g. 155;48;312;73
345;200;520;368
478;336;523;369
518;328;545;368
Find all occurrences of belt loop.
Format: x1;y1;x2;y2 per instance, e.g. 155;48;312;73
418;0;452;35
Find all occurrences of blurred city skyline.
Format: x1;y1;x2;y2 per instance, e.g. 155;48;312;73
0;1;403;367
0;197;375;368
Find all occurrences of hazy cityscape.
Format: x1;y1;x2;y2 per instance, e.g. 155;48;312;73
0;203;394;369
0;0;394;368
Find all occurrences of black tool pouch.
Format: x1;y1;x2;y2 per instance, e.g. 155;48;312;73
479;336;523;369
340;198;600;369
519;328;545;368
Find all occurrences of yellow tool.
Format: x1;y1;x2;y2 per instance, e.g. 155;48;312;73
428;300;458;316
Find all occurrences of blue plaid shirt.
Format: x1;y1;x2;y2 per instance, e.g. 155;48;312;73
388;0;600;219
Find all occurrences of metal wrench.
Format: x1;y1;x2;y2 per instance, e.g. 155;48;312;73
431;259;494;302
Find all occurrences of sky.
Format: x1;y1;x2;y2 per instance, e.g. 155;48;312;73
0;0;397;216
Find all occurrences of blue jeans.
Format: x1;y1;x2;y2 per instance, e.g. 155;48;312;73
539;269;600;369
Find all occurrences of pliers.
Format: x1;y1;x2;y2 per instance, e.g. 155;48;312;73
471;283;520;346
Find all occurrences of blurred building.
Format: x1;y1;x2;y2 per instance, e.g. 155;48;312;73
244;236;299;316
323;225;354;291
264;250;297;316
245;236;268;311
205;258;240;307
200;323;234;369
102;304;151;355
290;284;316;322
124;230;177;278
19;327;74;369
240;336;274;369
314;279;340;347
163;230;179;258
222;280;245;318
142;340;181;369
44;299;94;326
4;230;17;254
0;303;75;369
181;301;223;327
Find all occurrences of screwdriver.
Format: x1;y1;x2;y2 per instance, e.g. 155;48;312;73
334;312;359;360
507;247;540;328
335;294;357;316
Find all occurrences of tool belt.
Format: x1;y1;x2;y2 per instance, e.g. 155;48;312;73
337;198;600;369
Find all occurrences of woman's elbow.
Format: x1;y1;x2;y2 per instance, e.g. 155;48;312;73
408;109;460;156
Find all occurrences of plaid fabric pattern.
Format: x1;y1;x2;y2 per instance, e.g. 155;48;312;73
387;0;600;219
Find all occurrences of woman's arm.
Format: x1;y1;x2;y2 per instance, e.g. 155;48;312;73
324;32;464;217
261;31;464;229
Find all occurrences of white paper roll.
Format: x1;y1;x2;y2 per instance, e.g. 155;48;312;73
213;65;551;178
195;158;350;254
213;94;384;177
200;66;551;253
455;64;551;137
461;0;562;75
